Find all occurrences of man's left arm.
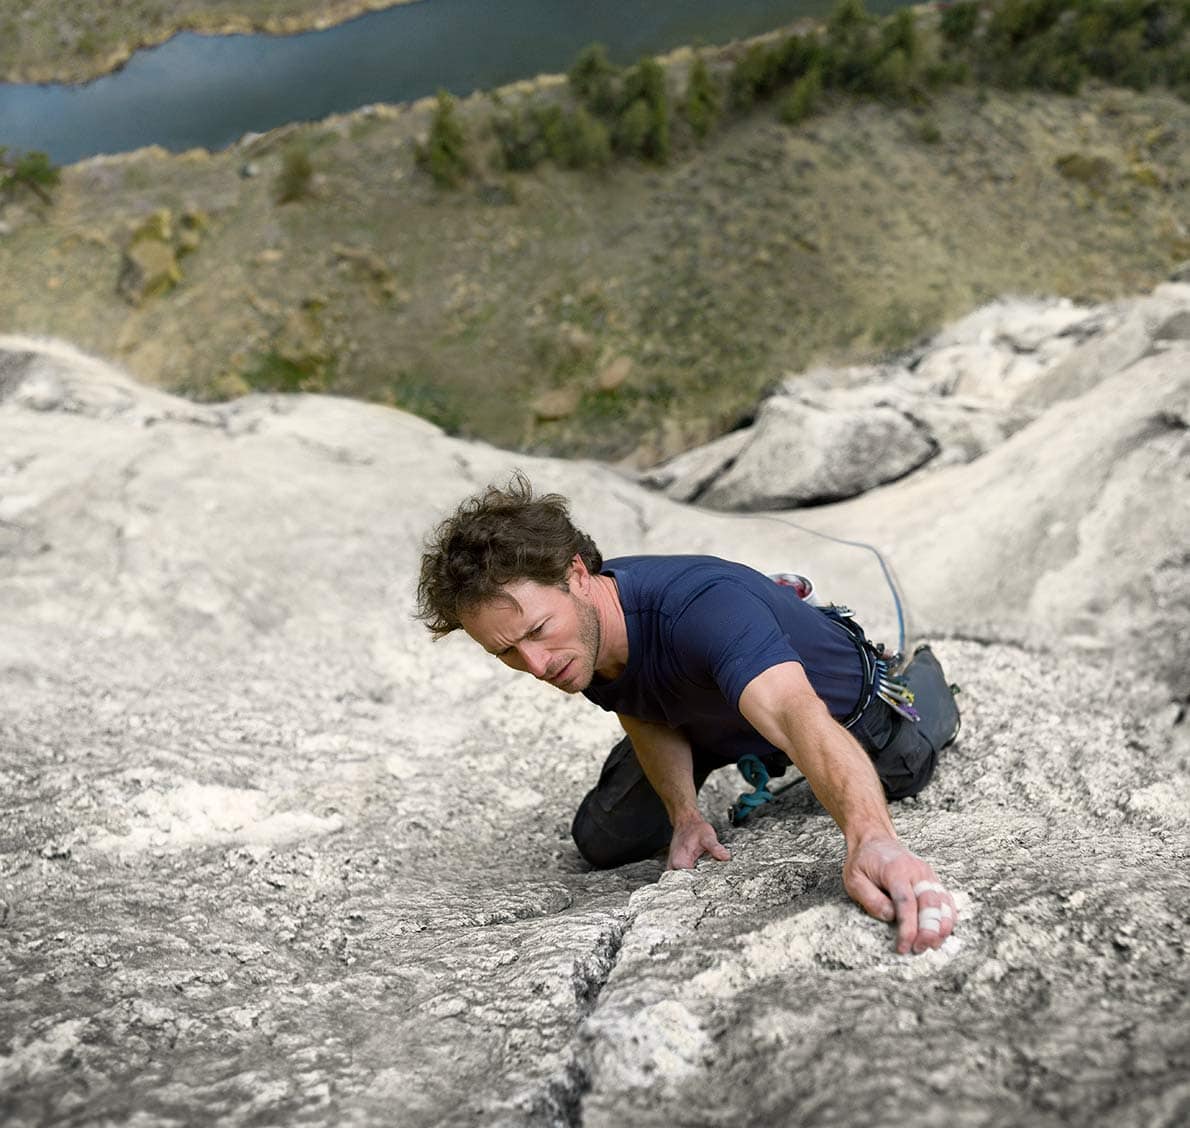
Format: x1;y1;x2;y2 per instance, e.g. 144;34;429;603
738;660;956;954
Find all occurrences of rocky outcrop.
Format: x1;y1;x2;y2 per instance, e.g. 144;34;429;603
698;394;938;510
648;283;1190;700
1;324;1187;1127
116;208;208;307
644;286;1190;513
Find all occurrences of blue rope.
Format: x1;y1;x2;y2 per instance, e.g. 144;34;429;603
730;754;774;826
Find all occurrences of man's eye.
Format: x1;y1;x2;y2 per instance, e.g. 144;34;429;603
528;623;545;637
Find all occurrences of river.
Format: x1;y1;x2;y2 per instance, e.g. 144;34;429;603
0;0;908;165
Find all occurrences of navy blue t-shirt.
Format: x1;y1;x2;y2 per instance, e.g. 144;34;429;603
582;555;864;763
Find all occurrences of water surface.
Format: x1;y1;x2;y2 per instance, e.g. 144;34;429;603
0;0;907;164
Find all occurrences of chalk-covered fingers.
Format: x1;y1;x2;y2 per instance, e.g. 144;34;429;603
844;837;957;954
911;879;957;951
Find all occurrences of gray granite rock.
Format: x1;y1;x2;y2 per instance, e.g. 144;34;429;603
1;329;1187;1127
642;286;1190;511
696;395;938;510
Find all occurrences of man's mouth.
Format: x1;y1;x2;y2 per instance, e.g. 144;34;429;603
548;659;573;686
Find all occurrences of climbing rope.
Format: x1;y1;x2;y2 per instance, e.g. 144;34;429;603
705;507;912;825
700;506;909;656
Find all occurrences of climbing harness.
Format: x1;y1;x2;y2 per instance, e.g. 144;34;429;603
819;604;919;727
728;559;918;826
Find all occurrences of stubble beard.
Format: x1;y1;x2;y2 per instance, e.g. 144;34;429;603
567;595;602;693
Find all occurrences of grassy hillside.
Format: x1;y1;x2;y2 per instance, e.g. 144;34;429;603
1;2;1187;463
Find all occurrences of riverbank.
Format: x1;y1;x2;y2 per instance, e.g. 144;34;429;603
0;0;411;85
3;65;1183;464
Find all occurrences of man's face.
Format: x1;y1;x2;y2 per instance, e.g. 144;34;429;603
459;576;602;694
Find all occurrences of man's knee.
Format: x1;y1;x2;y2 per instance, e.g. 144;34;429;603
570;736;671;869
571;788;668;869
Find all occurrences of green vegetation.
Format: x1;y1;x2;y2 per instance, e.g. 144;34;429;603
387;370;464;434
1;0;1186;462
568;43;619;116
0;147;60;203
442;0;1189;189
416;90;471;187
720;0;1189;130
615;57;671;162
491;46;674;175
780;66;824;124
492;102;611;171
275;142;314;203
240;347;332;393
683;55;721;139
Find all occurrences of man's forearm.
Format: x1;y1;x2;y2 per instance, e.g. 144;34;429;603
617;715;700;827
738;662;897;848
790;713;897;850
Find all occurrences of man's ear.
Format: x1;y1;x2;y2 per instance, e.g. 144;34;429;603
569;553;592;591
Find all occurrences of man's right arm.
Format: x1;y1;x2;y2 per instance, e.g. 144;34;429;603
617;713;730;869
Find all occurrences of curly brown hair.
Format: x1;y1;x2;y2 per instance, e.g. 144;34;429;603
416;471;603;638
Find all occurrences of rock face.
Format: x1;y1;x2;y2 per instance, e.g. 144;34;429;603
646;288;1190;513
641;284;1190;701
1;326;1187;1127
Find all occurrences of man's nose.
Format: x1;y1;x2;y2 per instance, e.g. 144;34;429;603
518;643;550;679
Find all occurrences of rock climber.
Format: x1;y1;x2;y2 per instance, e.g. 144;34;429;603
416;472;961;954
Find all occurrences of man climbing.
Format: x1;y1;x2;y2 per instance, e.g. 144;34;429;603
417;473;961;955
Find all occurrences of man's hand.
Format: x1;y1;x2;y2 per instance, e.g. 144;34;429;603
844;835;957;954
668;813;730;870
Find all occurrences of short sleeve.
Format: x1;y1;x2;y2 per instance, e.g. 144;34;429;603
669;582;803;708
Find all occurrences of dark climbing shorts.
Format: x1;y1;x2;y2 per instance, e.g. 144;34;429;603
570;645;960;870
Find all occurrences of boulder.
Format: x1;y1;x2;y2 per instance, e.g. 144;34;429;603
117;235;181;306
596;355;633;393
531;386;581;421
697;394;937;510
1018;285;1190;410
639;427;751;502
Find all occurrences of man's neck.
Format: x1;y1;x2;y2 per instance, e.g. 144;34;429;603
592;573;628;680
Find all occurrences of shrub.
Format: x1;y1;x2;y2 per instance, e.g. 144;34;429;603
728;32;822;110
828;0;871;37
684;56;721;139
916;117;943;143
492;103;611;171
1056;151;1114;188
779;66;824;123
871;46;916;99
729;42;784;107
881;8;922;63
772;32;823;84
940;1;981;46
820;0;884;92
556;106;612;169
492;105;550;171
614;98;654;156
614;57;670;162
0;147;61;203
569;43;620;115
985;0;1067;48
275;143;314;203
417;90;470;188
241;348;332;393
388;371;463;433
